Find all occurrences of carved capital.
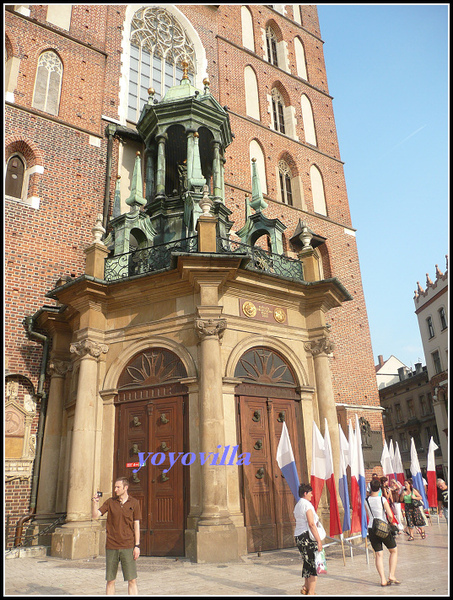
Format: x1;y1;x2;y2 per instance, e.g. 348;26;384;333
304;335;335;357
48;359;73;377
70;339;108;359
195;318;227;342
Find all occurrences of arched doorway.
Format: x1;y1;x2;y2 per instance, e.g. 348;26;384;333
234;347;302;552
114;348;189;556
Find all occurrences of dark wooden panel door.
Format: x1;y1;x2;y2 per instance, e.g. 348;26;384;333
238;395;300;552
116;395;185;556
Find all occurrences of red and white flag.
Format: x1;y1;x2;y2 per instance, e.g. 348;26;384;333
310;420;325;511
394;442;405;486
380;439;396;482
427;436;439;508
324;419;342;536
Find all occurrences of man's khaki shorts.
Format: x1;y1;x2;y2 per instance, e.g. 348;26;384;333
105;548;137;582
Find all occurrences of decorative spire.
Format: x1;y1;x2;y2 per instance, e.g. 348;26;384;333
426;273;433;287
416;281;425;294
92;213;106;244
298;220;314;250
199;185;213;216
125;152;146;209
435;264;443;279
187;132;206;190
203;77;210;94
112;175;121;218
181;60;189;81
147;87;155;105
249;158;268;212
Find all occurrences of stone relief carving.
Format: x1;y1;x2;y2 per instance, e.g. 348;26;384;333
70;339;108;359
195;318;227;341
304;335;335;357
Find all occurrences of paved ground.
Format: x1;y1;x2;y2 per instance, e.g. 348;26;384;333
4;518;449;596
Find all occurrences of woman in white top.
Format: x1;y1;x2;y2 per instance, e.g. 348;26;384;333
294;483;323;595
365;478;400;587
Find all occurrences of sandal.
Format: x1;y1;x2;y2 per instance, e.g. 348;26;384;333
408;536;414;541
387;579;401;585
421;532;426;539
301;587;308;595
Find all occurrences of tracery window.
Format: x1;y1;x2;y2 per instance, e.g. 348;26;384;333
128;7;196;122
271;89;285;134
278;160;293;206
266;26;278;66
235;347;296;385
32;50;63;116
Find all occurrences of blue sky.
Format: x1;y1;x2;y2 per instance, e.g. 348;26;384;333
316;4;449;368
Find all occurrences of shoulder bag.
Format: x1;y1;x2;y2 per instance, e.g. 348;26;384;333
366;497;391;539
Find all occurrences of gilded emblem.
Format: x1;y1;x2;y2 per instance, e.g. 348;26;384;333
242;301;257;318
273;308;286;323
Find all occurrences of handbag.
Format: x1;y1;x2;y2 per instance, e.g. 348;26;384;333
314;549;327;574
366;498;391;539
309;517;326;541
412;498;423;508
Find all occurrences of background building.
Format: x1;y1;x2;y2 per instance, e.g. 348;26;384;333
414;258;448;475
5;5;383;559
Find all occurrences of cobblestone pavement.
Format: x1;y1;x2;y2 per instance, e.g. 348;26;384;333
4;518;449;596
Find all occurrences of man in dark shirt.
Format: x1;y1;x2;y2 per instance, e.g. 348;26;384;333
92;477;141;595
437;479;448;523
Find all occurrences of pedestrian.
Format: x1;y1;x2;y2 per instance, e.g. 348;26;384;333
399;480;425;540
366;473;381;495
92;477;141;595
437;479;448;523
389;479;404;533
365;478;400;587
294;483;323;595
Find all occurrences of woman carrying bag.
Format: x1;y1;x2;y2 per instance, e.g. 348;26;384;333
294;483;324;595
365;478;400;587
400;480;426;540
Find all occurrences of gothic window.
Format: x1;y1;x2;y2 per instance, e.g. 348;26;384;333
128;7;196;121
32;50;63;116
266;26;278;66
241;6;255;52
234;347;296;385
5;154;25;199
271;89;285;134
244;66;260;120
278;160;293;206
294;37;307;80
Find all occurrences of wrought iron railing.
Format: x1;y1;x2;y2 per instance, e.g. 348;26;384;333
104;235;304;283
104;236;198;282
217;237;304;282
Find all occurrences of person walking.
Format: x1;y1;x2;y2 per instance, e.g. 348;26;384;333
92;477;141;595
389;479;404;533
365;478;400;587
399;480;426;540
294;483;323;595
437;479;448;523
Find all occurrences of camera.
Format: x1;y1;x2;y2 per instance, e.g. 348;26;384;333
96;491;103;498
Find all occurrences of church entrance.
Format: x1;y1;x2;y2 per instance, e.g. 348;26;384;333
235;348;302;553
114;349;189;556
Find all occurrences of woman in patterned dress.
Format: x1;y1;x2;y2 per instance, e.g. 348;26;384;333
294;483;323;595
400;480;426;540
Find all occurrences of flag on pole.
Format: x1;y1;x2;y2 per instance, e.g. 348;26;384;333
380;439;396;482
276;421;300;502
394;442;405;486
389;439;397;481
410;437;429;509
324;419;342;536
338;423;351;532
350;415;368;538
311;421;326;511
426;436;439;508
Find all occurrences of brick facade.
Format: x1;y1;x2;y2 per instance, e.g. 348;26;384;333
5;5;382;538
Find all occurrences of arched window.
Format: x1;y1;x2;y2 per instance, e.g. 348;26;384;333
310;165;327;216
294;37;307;80
271;88;285;134
266;26;278;66
278;160;293;206
128;7;196;121
5;154;25;199
301;94;317;146
244;66;260;120
32;50;62;116
241;6;255;52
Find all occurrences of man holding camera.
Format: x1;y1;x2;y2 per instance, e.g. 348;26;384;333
92;477;141;595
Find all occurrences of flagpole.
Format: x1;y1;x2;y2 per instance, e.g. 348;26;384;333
339;533;346;566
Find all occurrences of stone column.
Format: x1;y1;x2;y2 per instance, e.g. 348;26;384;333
304;333;341;482
211;140;222;202
155;133;167;198
195;315;232;526
36;359;72;515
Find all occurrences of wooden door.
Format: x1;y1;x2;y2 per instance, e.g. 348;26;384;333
115;395;186;556
238;393;301;553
